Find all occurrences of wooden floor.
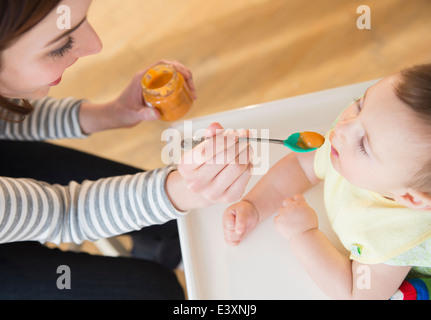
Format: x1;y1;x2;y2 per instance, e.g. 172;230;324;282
48;0;431;296
50;0;431;170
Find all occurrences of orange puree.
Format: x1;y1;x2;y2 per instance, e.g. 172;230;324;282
146;70;173;89
142;64;193;121
297;131;325;149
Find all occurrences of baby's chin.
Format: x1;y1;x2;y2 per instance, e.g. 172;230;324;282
330;159;390;197
330;157;365;189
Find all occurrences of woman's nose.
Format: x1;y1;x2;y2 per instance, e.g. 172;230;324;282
73;24;103;58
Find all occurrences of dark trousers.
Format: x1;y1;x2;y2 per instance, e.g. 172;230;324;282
0;140;184;300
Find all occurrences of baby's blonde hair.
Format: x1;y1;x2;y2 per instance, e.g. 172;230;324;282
394;64;431;195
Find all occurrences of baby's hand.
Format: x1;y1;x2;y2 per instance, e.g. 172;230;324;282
223;200;259;246
274;194;318;241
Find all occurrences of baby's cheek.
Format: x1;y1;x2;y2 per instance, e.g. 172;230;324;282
342;165;374;190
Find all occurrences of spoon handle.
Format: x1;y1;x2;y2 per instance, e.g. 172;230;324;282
238;137;285;145
181;137;285;150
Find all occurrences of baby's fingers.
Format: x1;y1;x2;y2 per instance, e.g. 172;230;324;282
223;207;246;235
223;209;237;232
223;208;247;246
293;194;306;202
282;194;306;207
233;208;249;236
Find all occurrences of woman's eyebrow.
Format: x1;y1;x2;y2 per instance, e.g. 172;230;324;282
46;16;87;47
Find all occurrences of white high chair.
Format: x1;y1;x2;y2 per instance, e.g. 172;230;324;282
172;80;378;300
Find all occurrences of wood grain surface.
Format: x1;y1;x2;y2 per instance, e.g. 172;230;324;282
50;0;431;170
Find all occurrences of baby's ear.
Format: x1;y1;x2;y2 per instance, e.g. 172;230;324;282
394;190;431;210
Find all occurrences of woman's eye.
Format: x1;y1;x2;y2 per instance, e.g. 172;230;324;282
49;37;74;59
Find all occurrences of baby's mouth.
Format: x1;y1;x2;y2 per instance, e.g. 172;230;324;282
330;145;339;159
328;131;339;159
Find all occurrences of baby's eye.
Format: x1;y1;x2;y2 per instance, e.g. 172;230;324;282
353;97;363;112
358;136;368;156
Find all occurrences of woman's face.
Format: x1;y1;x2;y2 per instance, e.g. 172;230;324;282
0;0;102;99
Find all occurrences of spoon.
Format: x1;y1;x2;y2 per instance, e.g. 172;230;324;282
181;131;325;153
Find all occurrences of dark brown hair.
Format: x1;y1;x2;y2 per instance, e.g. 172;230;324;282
394;64;431;195
0;0;61;122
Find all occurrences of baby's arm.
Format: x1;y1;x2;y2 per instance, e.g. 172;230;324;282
223;151;318;246
275;194;411;299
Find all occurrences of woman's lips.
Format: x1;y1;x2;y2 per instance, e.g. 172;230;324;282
49;77;62;86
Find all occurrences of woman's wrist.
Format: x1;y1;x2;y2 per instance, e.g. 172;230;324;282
165;170;210;212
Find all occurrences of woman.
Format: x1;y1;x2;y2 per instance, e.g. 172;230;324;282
0;0;253;299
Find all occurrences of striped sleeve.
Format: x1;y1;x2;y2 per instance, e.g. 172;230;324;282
0;97;86;141
0;166;186;245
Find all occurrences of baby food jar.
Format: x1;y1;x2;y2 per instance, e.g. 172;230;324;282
141;63;193;121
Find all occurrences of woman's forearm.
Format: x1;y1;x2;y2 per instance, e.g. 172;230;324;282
0;167;183;245
79;101;120;135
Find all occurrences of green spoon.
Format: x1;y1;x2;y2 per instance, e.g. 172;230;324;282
181;131;325;153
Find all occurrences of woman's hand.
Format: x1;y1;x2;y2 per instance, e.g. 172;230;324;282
79;60;196;134
112;59;197;125
166;123;254;212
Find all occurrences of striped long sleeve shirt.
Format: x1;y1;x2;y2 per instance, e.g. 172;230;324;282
0;97;185;245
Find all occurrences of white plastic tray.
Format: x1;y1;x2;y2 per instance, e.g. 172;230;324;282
173;80;378;300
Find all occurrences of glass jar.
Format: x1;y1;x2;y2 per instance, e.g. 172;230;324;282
141;63;193;121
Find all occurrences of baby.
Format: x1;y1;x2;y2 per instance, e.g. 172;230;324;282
222;64;431;300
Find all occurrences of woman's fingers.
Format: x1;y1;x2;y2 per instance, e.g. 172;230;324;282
182;131;252;193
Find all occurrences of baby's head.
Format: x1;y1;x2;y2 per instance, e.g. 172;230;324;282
329;64;431;210
394;65;431;200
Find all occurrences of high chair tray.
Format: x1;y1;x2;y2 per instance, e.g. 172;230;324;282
173;79;378;300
